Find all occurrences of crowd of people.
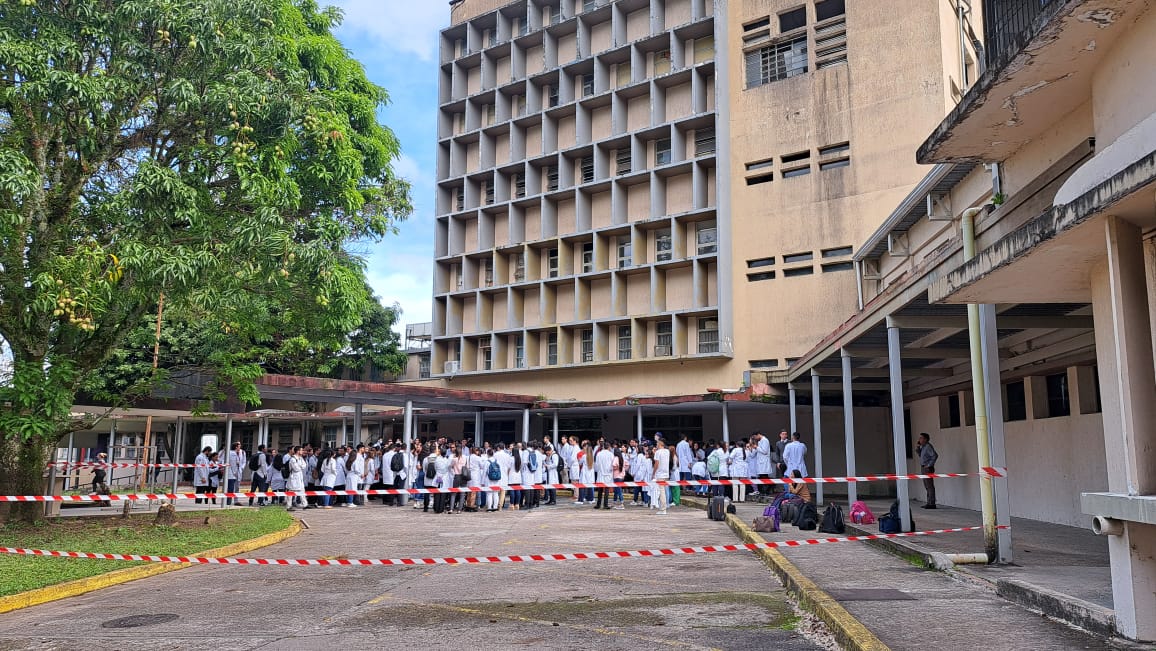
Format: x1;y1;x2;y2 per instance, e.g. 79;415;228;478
185;429;813;514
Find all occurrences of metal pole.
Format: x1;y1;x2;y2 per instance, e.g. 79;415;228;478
811;371;823;505
962;208;998;561
522;408;530;443
65;430;75;492
886;318;912;532
788;384;797;433
402;400;413;504
222;415;233;509
980;303;1013;562
352;403;363;446
636;406;643;442
721;401;730;445
841;349;858;505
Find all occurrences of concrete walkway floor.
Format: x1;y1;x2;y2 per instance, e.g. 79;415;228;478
725;497;1137;649
0;502;824;651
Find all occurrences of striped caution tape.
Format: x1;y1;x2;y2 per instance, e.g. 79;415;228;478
0;526;1004;566
0;469;1008;502
48;462;210;469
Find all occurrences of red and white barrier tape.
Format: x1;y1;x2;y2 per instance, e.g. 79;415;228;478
0;526;1004;566
0;469;1009;502
48;462;211;469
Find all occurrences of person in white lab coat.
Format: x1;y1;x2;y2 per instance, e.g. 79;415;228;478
344;444;366;507
193;447;212;504
729;442;749;503
593;444;615;509
544;445;560;505
783;432;809;478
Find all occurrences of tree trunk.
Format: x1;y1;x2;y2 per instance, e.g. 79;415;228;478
0;434;57;523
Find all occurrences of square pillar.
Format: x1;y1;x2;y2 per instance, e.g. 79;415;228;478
811;371;823;504
841;349;857;504
886;318;912;531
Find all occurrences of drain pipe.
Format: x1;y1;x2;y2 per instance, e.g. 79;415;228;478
961;205;999;563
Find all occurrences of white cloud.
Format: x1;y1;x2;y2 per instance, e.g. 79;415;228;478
328;1;446;62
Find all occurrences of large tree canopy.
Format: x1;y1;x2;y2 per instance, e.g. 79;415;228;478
0;0;412;518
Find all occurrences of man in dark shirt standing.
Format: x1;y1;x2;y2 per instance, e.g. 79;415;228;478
916;433;939;509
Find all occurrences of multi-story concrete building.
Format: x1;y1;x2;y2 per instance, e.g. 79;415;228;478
430;0;974;405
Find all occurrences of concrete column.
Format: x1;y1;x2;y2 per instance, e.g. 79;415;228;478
353;403;363;446
340;418;347;447
811;371;823;505
1091;217;1156;640
636;406;643;442
979;303;1013;563
788;384;797;433
841;349;857;504
402;401;413;504
552;411;560;448
475;411;484;448
522;408;531;443
886;319;912;532
172;416;184;494
721;402;730;445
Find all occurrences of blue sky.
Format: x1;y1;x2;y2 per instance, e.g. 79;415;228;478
328;1;446;332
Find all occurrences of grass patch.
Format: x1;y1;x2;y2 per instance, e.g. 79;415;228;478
0;509;293;596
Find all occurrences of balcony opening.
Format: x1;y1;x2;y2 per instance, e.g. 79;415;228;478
656;321;673;357
697;318;719;354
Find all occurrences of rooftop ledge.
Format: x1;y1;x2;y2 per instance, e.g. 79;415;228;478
917;0;1149;164
1082;492;1156;527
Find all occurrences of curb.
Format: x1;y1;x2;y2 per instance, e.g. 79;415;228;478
682;497;889;651
0;518;303;614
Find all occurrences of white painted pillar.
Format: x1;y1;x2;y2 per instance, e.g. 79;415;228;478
636;406;643;442
979;304;1013;563
522;408;531;443
552;411;560;448
1090;217;1156;641
222;414;233;508
721;402;730;445
402;400;414;503
475;411;484;448
811;371;823;505
886;318;911;532
340;418;347;447
352;403;363;446
788;384;797;433
841;349;857;505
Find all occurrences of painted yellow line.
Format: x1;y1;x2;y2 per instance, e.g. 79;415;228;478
0;520;303;615
681;497;890;651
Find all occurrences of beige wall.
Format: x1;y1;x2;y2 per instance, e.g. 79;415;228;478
1091;5;1156;146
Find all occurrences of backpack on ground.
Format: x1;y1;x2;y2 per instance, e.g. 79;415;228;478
725;498;736;515
248;453;261;472
849;500;876;525
708;495;727;521
526;450;538;472
879;500;914;534
707;453;721;476
390;453;404;473
818;503;846;534
793;502;819;530
781;495;805;525
487;459;502;481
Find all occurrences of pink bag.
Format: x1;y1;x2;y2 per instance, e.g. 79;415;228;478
850;500;876;524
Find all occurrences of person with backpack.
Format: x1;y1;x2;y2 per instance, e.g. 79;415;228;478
432;443;453;514
519;443;537;510
708;441;729;498
494;443;514;511
543;444;560;506
285;446;307;512
632;445;653;506
691;456;709;496
592;442;614;509
728;441;749;504
484;447;503;512
611;444;626;509
448;443;466;514
389;442;408;508
507;443;524;511
248;445;269;507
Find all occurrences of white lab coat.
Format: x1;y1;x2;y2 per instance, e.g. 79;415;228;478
193;453;211;487
783;440;808;478
345;453;365;491
494;450;514;488
545;452;560;485
709;448;729;477
594;448;615;483
286;456;306;492
756;437;773;475
320;458;338;488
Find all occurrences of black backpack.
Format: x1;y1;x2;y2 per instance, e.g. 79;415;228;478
818;504;846;534
390;452;404;473
248;453;261;472
880;500;914;533
280;457;292;479
272;454;284;472
793;502;819;530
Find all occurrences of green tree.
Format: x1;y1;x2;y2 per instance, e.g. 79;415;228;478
0;0;412;520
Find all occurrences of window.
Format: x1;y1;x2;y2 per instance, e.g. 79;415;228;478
615;62;632;87
942;394;961;428
513;93;527;117
656;321;673;357
822;245;852;258
781;150;812;178
483;180;494;205
480;342;492;371
746;173;773;186
580;329;594;362
515;335;526;368
747;257;775;268
581;73;595;97
746;159;774;171
617;236;632;268
616;148;632;175
484;28;497;48
820;158;850;171
697;319;719;354
693;36;714;64
655;138;672;166
545;165;559;191
483;103;495;126
580;156;594;183
455;185;465;211
819;142;850;157
783;165;811;178
581;242;594;272
548;4;562;25
779;6;807;32
418;353;431;379
815;0;846;21
784;266;814;277
696;221;717;255
822;261;853;272
655;229;672;262
748;271;776;281
819;143;851;171
783;251;812;263
547;332;558;365
814;14;848;69
583;0;599;11
547;248;559;277
1005;380;1027;421
694;127;716;155
546;84;559;108
484;258;494;286
654;49;671;75
453;264;463;290
513;253;526;282
1046;373;1071;418
514;172;526;198
514;15;528;37
745;34;808;88
750;359;778;369
617;325;632;360
744;17;771;32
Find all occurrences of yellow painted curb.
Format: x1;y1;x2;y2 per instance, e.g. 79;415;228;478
0;518;303;615
682;497;889;651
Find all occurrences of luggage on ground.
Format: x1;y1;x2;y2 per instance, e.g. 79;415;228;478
708;495;727;521
793;502;819;530
818;503;846;534
849;500;876;525
879;500;913;533
754;505;781;533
